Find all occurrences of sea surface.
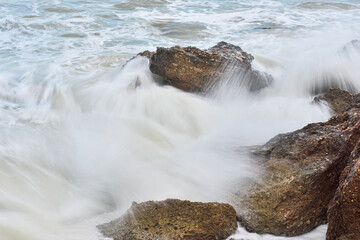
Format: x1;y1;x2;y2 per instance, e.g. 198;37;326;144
0;0;360;239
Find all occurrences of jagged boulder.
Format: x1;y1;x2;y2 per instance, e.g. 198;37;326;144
98;199;237;240
146;41;272;92
314;88;360;115
231;107;360;236
327;139;360;240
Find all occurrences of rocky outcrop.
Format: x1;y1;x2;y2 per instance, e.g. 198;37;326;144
98;199;237;240
231;107;360;236
148;42;272;92
314;88;360;115
327;139;360;240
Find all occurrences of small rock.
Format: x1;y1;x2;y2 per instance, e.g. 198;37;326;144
98;199;237;240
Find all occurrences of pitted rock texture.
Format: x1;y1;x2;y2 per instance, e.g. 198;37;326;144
232;107;360;236
327;138;360;240
98;199;237;240
148;41;272;92
314;88;360;115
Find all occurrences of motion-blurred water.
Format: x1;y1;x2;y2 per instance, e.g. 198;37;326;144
0;1;360;239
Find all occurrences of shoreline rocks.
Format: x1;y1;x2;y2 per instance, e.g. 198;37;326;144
115;40;360;238
327;139;360;240
98;199;237;240
232;106;360;236
97;89;360;238
314;88;360;115
141;41;272;93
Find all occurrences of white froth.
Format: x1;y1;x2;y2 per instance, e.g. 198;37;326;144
1;0;360;239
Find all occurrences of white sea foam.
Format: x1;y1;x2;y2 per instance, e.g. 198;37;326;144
0;0;360;239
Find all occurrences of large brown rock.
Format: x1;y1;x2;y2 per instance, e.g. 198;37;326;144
314;88;360;115
98;199;237;240
148;41;272;92
327;138;360;240
231;107;360;236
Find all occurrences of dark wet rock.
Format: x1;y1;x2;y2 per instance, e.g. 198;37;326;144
148;41;273;92
327;139;360;240
314;88;360;115
232;107;360;236
98;199;237;240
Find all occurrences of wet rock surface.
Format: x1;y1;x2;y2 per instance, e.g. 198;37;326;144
314;88;360;115
98;199;237;240
147;41;272;92
327;139;360;240
232;106;360;236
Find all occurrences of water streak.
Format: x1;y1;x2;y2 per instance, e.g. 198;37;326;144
1;0;360;239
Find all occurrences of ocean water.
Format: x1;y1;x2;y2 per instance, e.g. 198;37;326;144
0;0;360;239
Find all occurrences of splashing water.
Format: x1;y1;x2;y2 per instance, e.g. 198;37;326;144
0;0;360;239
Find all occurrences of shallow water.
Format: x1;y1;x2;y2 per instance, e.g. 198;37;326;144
0;0;360;239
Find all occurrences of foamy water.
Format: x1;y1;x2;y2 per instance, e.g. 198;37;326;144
1;1;360;239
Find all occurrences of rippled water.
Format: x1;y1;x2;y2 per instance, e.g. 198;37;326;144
1;0;360;240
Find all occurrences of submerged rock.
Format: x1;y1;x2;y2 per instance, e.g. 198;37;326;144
98;199;237;240
148;41;272;92
309;76;357;96
232;107;360;236
338;39;360;56
311;40;360;95
327;140;360;240
314;88;360;115
309;40;360;95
